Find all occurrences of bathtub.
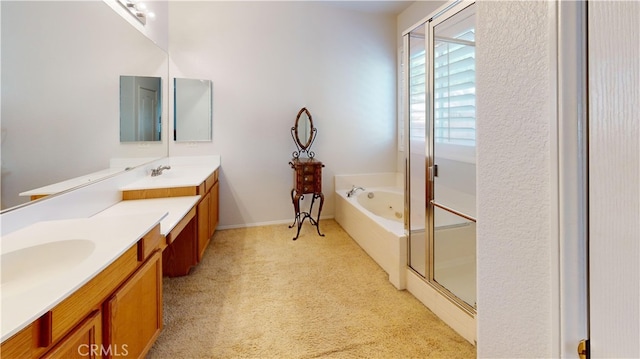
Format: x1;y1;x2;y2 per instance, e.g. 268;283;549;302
356;190;405;225
334;187;407;289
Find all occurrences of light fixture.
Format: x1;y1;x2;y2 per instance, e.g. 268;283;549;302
117;0;154;25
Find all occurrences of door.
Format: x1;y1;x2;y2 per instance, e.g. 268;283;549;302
104;251;163;358
404;1;477;311
198;191;211;261
587;1;639;357
430;3;476;308
406;22;428;277
137;86;158;141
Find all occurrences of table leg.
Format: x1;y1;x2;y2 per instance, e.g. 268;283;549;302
313;193;325;237
289;191;324;240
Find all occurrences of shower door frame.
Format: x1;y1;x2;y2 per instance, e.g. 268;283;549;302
403;0;477;316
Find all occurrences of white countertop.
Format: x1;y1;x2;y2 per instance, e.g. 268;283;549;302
93;196;201;236
19;167;126;197
1;155;220;343
0;213;166;342
120;162;219;191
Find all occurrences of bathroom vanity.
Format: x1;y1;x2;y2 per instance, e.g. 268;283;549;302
120;165;219;276
0;156;221;358
0;215;165;358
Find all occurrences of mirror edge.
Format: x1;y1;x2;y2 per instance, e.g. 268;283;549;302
173;77;213;143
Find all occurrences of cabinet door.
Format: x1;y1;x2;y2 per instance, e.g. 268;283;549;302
198;191;211;261
208;181;219;238
103;251;162;359
41;310;102;359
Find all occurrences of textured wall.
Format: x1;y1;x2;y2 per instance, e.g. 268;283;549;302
476;1;554;357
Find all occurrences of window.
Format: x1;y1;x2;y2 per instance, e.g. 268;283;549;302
433;29;476;146
403;29;476;147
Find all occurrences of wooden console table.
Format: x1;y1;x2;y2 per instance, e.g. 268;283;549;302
289;158;325;240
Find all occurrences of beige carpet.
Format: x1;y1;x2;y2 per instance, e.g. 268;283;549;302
147;220;476;358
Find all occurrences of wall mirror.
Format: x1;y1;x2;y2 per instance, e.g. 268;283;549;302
1;1;168;210
174;78;212;142
120;76;162;142
291;107;317;158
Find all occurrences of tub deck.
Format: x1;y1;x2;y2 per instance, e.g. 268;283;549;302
334;187;407;290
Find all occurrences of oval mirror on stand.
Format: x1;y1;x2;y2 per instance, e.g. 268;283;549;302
288;107;324;240
291;107;316;158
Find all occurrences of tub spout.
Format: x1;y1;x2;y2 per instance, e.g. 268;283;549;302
347;186;365;198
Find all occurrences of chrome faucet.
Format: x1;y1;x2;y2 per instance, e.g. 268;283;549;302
151;165;171;177
346;185;365;198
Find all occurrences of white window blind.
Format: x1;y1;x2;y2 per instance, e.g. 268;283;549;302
409;47;426;141
433;29;476;146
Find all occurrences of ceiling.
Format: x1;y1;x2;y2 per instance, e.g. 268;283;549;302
322;1;415;15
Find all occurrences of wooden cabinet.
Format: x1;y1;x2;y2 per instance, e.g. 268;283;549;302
197;191;211;261
121;168;219;276
0;226;163;359
197;178;219;261
291;158;323;195
210;180;219;237
41;311;102;359
289;158;324;240
199;170;219;251
103;250;162;359
162;208;197;277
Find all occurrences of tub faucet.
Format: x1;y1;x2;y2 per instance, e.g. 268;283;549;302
151;165;171;177
347;186;365;198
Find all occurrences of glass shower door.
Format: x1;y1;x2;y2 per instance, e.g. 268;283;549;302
431;3;476;308
407;23;428;277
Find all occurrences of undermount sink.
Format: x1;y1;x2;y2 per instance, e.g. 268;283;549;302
1;239;95;295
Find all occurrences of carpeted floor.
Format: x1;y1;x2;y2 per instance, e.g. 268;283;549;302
147;220;476;358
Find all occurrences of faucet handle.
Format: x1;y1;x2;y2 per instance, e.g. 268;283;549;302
151;165;171;177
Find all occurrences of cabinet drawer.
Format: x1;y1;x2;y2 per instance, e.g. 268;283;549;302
0;324;32;358
204;169;218;193
137;224;162;262
123;187;197;200
291;160;323;194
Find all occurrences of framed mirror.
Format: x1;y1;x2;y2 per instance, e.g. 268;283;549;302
291;107;317;158
174;78;212;142
120;76;162;142
295;108;313;149
1;1;168;210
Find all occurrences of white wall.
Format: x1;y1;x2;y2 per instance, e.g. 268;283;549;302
398;1;448;38
476;1;555;357
168;1;398;228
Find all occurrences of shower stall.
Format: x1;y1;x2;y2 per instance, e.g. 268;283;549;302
404;1;476;313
